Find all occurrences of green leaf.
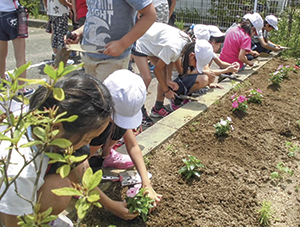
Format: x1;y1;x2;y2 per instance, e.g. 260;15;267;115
49;138;72;148
52;187;82;197
0;134;19;143
87;190;100;203
44;64;57;80
55;115;78;123
82;167;93;188
69;155;88;163
20;140;43;148
57;61;65;76
33;126;46;142
60;63;84;77
45;152;65;161
53;87;65;101
84;168;102;190
57;164;70;178
93;202;102;208
15;61;31;78
76;198;91;220
40;207;53;218
18;78;47;86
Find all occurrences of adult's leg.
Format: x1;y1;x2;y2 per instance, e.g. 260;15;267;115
12;38;26;84
0;41;8;80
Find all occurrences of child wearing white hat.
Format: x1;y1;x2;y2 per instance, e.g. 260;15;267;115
193;24;240;77
252;15;283;53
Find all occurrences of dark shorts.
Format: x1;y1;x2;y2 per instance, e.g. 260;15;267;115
0;11;18;41
90;122;127;146
174;74;198;95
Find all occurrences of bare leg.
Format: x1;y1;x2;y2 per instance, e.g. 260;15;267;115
0;41;8;80
12;38;26;85
0;212;19;227
187;74;209;94
133;55;152;90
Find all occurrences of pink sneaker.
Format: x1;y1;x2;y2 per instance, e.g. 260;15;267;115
103;149;134;169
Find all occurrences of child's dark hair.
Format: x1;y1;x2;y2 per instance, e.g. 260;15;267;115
181;41;196;76
239;20;253;36
209;36;225;44
30;73;114;142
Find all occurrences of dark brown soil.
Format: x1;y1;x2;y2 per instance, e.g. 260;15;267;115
78;57;300;227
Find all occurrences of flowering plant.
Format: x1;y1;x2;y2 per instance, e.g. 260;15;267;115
231;93;248;113
214;117;234;136
246;88;263;104
269;65;292;84
126;186;154;222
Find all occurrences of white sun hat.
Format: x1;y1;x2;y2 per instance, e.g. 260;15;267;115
265;15;278;30
195;39;214;73
103;69;146;129
207;25;225;37
194;24;210;41
243;13;264;34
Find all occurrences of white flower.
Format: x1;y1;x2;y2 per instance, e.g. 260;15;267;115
220;119;227;126
227;116;232;122
230;125;234;131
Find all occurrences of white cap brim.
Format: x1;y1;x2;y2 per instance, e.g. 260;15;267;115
113;110;142;129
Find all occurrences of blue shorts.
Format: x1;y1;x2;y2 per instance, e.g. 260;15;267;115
174;74;198;95
0;11;18;41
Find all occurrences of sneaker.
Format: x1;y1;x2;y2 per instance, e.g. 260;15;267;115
150;106;170;118
48;214;73;227
52;53;56;61
169;99;191;111
17;88;35;97
66;59;75;65
103;149;134;169
142;108;154;126
193;86;209;95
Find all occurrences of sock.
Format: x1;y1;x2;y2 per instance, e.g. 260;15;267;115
154;101;163;110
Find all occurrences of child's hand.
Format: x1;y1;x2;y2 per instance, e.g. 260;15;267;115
209;83;224;89
227;64;239;73
251;51;260;57
248;60;254;67
64;32;80;45
104;40;127;57
167;80;179;91
143;185;162;212
108;201;139;220
164;89;177;99
232;62;240;71
203;69;216;81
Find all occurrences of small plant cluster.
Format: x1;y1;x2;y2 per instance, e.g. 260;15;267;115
271;162;294;181
285;141;300;158
269;65;293;84
231;93;248;113
257;200;274;226
246;88;263;104
126;186;154;222
214;117;234;136
178;155;205;180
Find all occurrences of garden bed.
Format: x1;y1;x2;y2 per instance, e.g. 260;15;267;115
77;57;300;227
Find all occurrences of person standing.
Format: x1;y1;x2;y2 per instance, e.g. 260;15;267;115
0;0;34;96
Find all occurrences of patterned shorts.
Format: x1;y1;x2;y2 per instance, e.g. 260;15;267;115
49;15;68;49
0;11;18;41
155;3;169;24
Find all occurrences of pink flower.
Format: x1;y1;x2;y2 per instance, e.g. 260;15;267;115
277;65;284;70
256;88;262;93
232;101;239;109
237;95;247;103
126;187;139;198
231;93;237;100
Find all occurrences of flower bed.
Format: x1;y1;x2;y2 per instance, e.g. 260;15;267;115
78;57;300;226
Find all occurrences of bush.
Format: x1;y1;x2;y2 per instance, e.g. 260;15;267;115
20;0;42;17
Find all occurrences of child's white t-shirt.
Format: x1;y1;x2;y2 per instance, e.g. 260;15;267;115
135;22;191;64
47;0;69;16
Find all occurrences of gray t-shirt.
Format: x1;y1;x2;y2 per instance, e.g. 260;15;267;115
82;0;152;60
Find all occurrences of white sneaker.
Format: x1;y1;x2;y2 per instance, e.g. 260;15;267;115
66;59;74;66
48;214;74;227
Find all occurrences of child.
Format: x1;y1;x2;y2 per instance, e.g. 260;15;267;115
65;0;156;82
169;39;224;111
89;69;162;206
219;13;263;71
0;0;34;96
0;73;139;226
43;0;72;61
132;22;191;123
193;24;240;76
252;15;282;53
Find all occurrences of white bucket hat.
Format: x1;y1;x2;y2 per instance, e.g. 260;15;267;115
194;24;225;41
243;13;264;34
103;69;146;129
265;15;278;30
195;39;214;73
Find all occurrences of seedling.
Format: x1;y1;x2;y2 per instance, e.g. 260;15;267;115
143;156;150;166
213;117;234;136
285;141;300;157
165;145;178;156
271;162;293;182
126;187;154;222
269;72;283;84
257;200;274;226
246;88;263;104
178;155;205;180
